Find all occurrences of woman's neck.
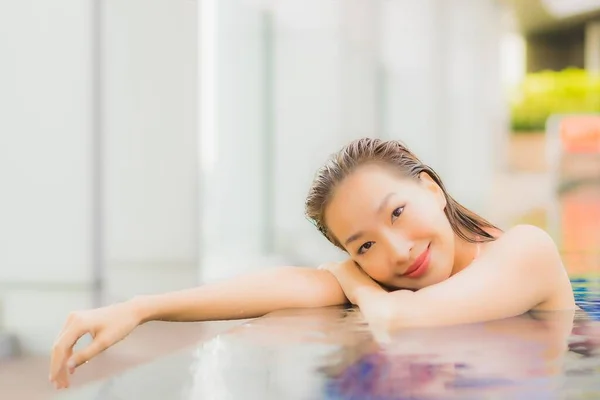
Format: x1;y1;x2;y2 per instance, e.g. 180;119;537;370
451;237;481;276
451;227;501;275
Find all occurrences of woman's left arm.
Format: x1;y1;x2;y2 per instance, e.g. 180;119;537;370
325;225;575;330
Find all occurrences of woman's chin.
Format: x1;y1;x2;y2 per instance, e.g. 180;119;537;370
388;265;452;290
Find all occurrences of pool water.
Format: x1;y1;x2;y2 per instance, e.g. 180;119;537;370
554;184;600;323
54;183;600;400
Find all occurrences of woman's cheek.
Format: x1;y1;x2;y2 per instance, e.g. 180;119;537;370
423;207;448;235
363;257;389;282
406;209;435;236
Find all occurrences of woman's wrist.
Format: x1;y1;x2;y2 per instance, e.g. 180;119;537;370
128;295;153;324
324;260;386;304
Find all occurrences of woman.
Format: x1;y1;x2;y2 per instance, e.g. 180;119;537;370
48;138;575;389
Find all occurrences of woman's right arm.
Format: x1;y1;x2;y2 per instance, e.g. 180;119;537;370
135;266;348;322
49;266;346;389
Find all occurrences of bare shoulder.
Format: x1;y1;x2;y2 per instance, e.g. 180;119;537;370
488;224;559;261
486;224;574;310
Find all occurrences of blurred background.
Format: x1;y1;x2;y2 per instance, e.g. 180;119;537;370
1;0;600;397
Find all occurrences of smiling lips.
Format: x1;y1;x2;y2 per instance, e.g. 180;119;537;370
403;243;431;278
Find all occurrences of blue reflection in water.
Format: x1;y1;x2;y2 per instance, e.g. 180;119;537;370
572;276;600;320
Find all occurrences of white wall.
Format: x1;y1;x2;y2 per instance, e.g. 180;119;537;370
0;0;94;285
380;0;505;212
0;0;96;353
102;0;198;272
379;1;441;166
438;0;504;211
197;0;276;283
0;0;199;353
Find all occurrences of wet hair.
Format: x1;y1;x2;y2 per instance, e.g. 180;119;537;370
305;137;499;249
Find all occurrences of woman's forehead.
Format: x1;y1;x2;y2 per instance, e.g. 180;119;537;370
324;168;419;231
334;165;418;200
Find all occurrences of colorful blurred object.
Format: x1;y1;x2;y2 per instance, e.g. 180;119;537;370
511;68;600;133
559;185;600;275
560;115;600;153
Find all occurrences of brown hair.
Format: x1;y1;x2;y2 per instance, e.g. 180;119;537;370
305;137;499;249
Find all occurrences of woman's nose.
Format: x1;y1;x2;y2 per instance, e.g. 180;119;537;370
384;235;412;266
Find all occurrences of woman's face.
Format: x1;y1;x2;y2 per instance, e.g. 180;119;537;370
324;163;455;290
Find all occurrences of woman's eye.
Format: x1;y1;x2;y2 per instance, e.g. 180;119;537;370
392;206;405;219
358;241;374;255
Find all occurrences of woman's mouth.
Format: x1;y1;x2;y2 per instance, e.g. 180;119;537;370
403;243;431;279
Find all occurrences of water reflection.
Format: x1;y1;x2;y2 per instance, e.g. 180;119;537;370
183;306;599;400
555;186;600;328
572;277;600;321
53;290;600;399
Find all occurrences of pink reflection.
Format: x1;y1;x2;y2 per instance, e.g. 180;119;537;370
560;185;600;275
560;116;600;154
558;116;600;275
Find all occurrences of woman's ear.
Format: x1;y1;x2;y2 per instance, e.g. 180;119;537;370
419;172;447;209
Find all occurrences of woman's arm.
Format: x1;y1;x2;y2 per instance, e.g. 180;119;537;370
385;225;575;328
328;225;576;330
50;266;347;389
134;266;348;323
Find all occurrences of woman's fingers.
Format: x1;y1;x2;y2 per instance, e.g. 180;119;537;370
49;315;89;383
68;335;111;372
54;347;73;389
48;303;140;390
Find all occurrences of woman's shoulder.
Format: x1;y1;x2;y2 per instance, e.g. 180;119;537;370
485;224;574;310
482;224;565;285
484;224;562;267
488;224;557;253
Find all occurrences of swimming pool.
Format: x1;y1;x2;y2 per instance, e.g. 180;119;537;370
53;183;600;400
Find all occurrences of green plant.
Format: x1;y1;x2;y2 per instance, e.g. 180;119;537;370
510;68;600;133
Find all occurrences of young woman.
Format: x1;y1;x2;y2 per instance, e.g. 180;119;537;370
49;138;575;389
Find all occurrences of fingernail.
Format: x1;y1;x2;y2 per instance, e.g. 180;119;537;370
67;359;75;369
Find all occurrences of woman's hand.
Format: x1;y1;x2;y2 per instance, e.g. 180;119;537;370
318;259;384;305
49;300;143;389
319;259;398;334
